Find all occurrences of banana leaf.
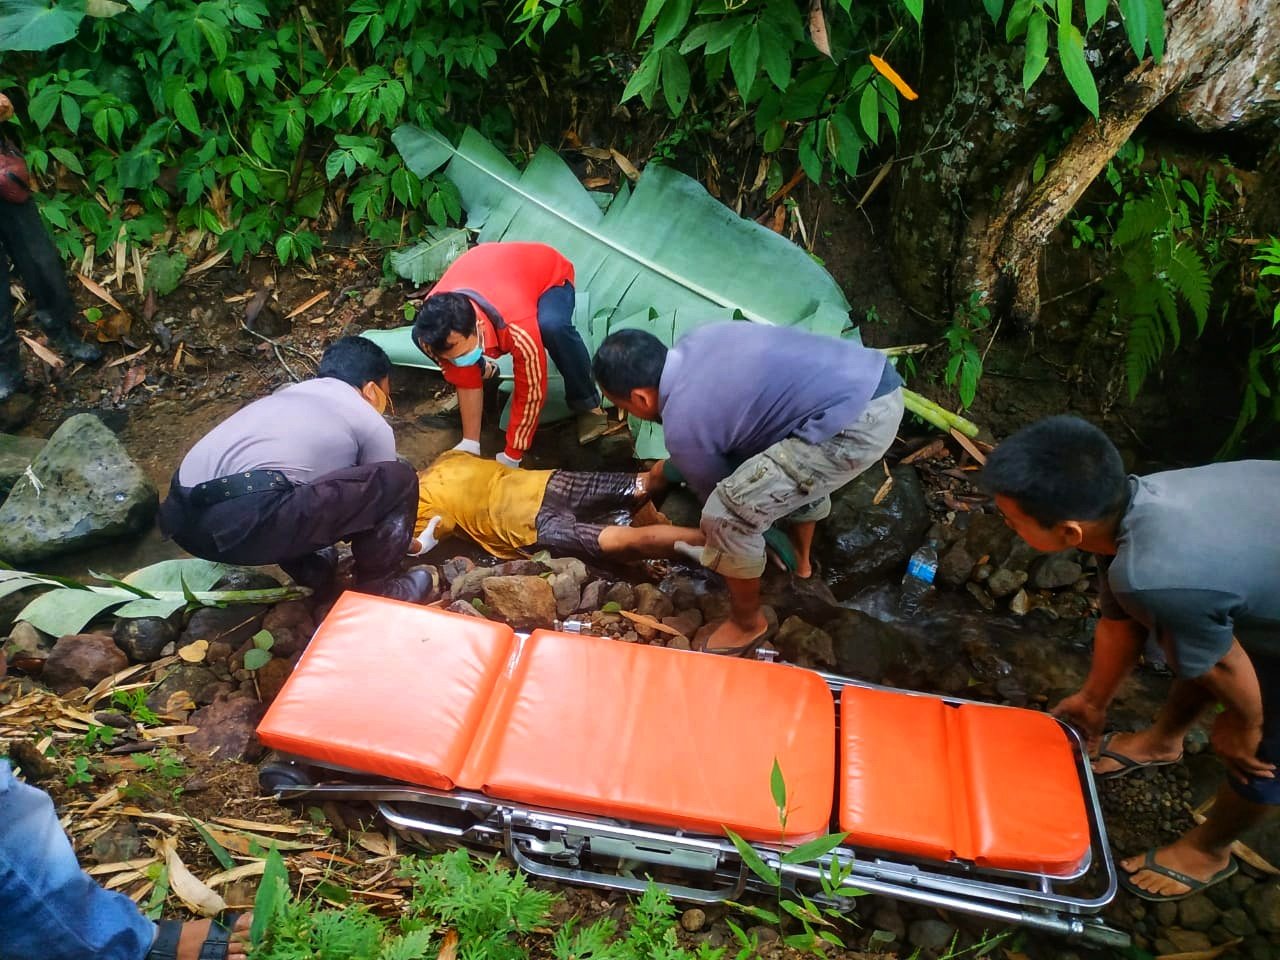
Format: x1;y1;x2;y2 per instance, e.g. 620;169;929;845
10;559;307;637
371;125;858;458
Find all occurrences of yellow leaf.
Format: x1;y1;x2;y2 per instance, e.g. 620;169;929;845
157;836;227;917
178;640;209;663
869;54;919;101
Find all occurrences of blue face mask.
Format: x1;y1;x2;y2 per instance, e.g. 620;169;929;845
452;343;484;366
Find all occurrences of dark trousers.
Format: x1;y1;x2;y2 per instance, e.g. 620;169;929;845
0;199;76;346
159;460;418;585
536;281;599;412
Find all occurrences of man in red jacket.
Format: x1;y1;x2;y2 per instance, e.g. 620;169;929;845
411;242;607;466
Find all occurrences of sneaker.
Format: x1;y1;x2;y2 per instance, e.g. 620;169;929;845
577;410;608;445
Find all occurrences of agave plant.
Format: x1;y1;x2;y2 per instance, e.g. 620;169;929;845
368;126;975;456
0;558;306;637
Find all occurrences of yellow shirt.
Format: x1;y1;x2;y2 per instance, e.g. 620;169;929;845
415;450;553;559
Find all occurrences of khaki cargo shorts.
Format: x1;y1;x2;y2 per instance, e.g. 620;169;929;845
700;389;904;579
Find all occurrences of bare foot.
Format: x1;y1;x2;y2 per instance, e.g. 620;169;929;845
1092;729;1183;777
793;560;813;579
177;914;252;960
702;613;769;654
1120;840;1233;898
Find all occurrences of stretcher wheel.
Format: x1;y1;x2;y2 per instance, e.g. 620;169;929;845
259;757;315;795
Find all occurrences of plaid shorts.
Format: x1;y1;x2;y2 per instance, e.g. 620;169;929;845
700;389;904;579
533;470;642;561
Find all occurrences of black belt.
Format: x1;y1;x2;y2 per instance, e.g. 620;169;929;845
189;469;292;508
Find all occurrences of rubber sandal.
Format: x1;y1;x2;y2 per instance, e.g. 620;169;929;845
1119;850;1238;902
697;622;771;658
1094;732;1184;781
147;913;243;960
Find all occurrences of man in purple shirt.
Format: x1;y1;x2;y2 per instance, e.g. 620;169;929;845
159;336;433;603
594;323;903;655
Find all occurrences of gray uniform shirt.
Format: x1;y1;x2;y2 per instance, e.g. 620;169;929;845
178;378;396;487
1099;461;1280;678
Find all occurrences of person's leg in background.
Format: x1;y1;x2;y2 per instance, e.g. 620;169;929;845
535;281;607;444
0;199;101;363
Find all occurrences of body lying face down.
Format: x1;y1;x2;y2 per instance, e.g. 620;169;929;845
408;450;703;563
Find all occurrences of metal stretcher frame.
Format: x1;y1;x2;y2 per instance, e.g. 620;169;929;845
260;670;1128;949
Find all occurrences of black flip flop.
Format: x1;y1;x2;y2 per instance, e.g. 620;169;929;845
1094;732;1184;781
1119;850;1238;902
148;913;243;960
697;623;771;658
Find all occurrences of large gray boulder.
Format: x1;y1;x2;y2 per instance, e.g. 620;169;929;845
0;415;157;564
0;434;45;500
815;463;930;597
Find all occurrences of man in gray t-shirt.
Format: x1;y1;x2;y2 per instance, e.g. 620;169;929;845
981;415;1278;903
158;337;433;604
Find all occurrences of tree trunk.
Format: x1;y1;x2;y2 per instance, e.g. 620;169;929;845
890;0;1280;326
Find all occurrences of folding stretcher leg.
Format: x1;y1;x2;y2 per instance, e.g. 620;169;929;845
256;593;1129;948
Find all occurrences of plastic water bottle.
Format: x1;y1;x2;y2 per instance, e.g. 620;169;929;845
898;542;938;616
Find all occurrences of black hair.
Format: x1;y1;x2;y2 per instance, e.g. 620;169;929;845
979;415;1128;527
412;293;477;355
317;336;391;388
593;328;668;396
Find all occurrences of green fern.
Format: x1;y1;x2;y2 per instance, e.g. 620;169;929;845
1166;241;1211;333
376;928;437;960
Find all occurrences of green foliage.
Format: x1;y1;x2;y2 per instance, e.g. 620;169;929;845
66;754;94;787
144;250;187;296
1222;239;1280;453
984;0;1166;117
943;291;992;409
252;846;718;960
112;687;161;726
9;0;498;270
243;629;275;671
1082;146;1233;399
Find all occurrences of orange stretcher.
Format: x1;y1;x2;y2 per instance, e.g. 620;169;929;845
256;593;1126;947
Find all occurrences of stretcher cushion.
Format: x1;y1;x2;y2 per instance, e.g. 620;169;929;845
257;594;516;790
461;630;836;842
839;686;1090;876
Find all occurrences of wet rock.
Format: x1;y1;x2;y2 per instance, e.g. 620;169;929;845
579;580;608;611
662;610;702;639
1244;881;1280;933
1029;552;1083;590
972;563;992;581
1008;589;1033;616
816;464;929;597
965;582;996;611
680;908;706;932
1222;907;1255;937
906;919;955;957
0;415;157;564
666;635;691;651
986;567;1027;599
146;662;229;712
255;657;294;705
446;599;487;619
659;488;701;528
481;576;557;630
181;604;268;650
665;574;700;613
545;558;588;619
113;617;178;663
1178;894;1220;931
827;608;914;681
260;601;315;658
871;902;906;941
603;582;635;610
774;616;837;670
449;567;498;602
494;559;543;577
42;633;127;694
187;694;265;761
936;542;976;588
1051;592;1093;620
759;570;842;625
1161;928;1212;953
1002;539;1040;573
212;568;281;591
963;512;1014;565
747;926;779;944
698;591;730;622
4;621;53;670
0;433;45;500
92;821;142;863
441;556;475;588
205;641;234;666
634;583;673;621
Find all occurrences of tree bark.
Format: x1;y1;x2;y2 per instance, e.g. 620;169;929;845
890;0;1280;326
